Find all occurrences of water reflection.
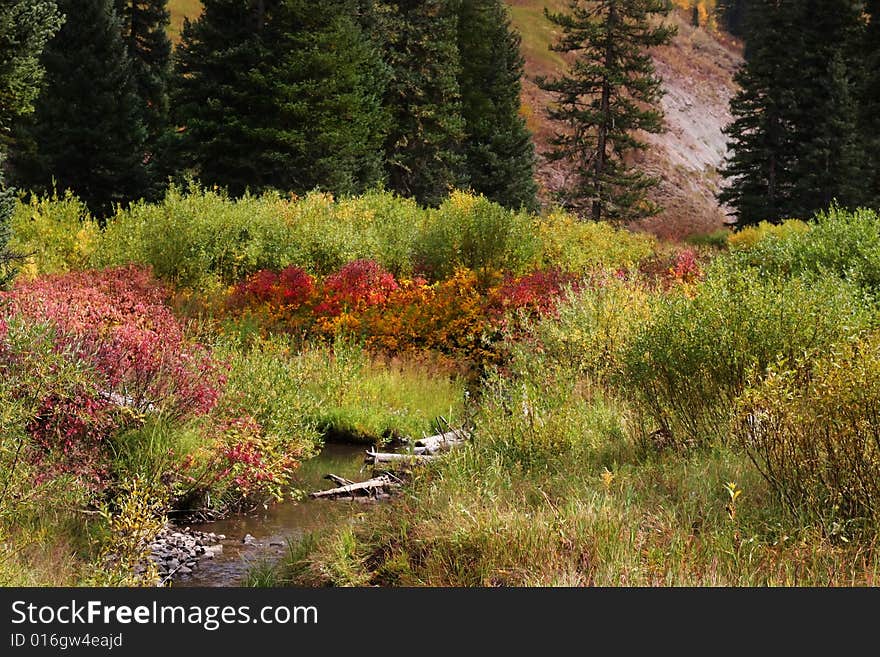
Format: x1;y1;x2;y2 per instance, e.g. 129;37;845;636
174;442;370;587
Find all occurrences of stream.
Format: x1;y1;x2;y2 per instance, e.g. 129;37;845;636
173;442;370;587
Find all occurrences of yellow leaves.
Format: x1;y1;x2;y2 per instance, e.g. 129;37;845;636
728;219;810;251
601;467;615;492
724;481;742;521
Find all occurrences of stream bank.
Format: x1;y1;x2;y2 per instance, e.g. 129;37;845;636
170;442;369;587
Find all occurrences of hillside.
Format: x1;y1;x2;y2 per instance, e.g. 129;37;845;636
513;2;742;238
167;1;742;239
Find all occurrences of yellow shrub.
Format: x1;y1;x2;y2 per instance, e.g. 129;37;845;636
10;191;101;278
534;277;653;379
736;331;880;527
727;219;810;251
535;210;656;273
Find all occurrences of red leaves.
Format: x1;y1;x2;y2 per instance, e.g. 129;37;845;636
0;267;226;490
489;269;579;318
4;266;224;420
232;265;315;308
315;259;399;316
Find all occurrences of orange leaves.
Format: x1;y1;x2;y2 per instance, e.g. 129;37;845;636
224;262;577;367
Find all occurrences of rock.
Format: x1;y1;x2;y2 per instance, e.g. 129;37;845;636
178;566;192;575
269;541;284;547
242;534;256;545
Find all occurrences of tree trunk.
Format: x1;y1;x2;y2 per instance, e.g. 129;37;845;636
593;0;616;222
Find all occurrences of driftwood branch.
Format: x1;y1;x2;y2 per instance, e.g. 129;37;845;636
309;475;399;499
364;450;437;465
324;474;356;487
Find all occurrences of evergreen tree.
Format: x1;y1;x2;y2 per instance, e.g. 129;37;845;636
718;0;801;225
719;0;867;225
115;0;172;185
537;0;676;222
0;0;62;285
457;0;538;211
10;0;148;217
863;0;880;206
0;0;63;135
170;0;388;197
382;0;466;206
717;0;747;37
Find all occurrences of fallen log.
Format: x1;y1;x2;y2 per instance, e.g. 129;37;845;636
412;430;470;454
309;475;398;499
364;450;437;465
324;474;356;487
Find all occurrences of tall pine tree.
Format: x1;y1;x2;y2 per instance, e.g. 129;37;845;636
115;0;172;188
719;0;802;225
457;0;538;211
720;0;867;225
10;0;147;217
863;0;880;207
170;0;388;196
537;0;676;222
381;0;466;206
0;0;62;285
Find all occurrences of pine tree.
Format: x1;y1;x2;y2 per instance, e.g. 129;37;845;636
537;0;676;222
719;0;867;225
170;0;388;197
863;0;880;206
0;1;62;285
115;0;172;186
0;0;63;135
457;0;538;211
10;0;148;217
717;0;747;37
718;0;801;225
381;0;466;206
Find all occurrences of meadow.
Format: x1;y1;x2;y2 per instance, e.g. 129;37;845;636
3;185;880;586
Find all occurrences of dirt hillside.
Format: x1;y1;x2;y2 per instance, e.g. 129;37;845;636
511;3;743;238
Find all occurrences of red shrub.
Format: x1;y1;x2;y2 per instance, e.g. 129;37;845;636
671;248;702;283
3;266;224;421
231;266;315;308
488;269;579;318
314;259;398;316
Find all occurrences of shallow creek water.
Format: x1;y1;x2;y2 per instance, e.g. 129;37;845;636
173;442;370;587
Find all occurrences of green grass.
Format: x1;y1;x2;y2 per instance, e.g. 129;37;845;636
508;1;568;73
274;385;880;586
215;333;467;445
297;341;467;444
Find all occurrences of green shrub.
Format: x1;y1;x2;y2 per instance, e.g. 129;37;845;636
279;190;423;277
528;277;653;380
621;262;876;449
9;191;101;278
96;184;295;289
415;191;540;283
729;207;880;292
736;331;880;530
